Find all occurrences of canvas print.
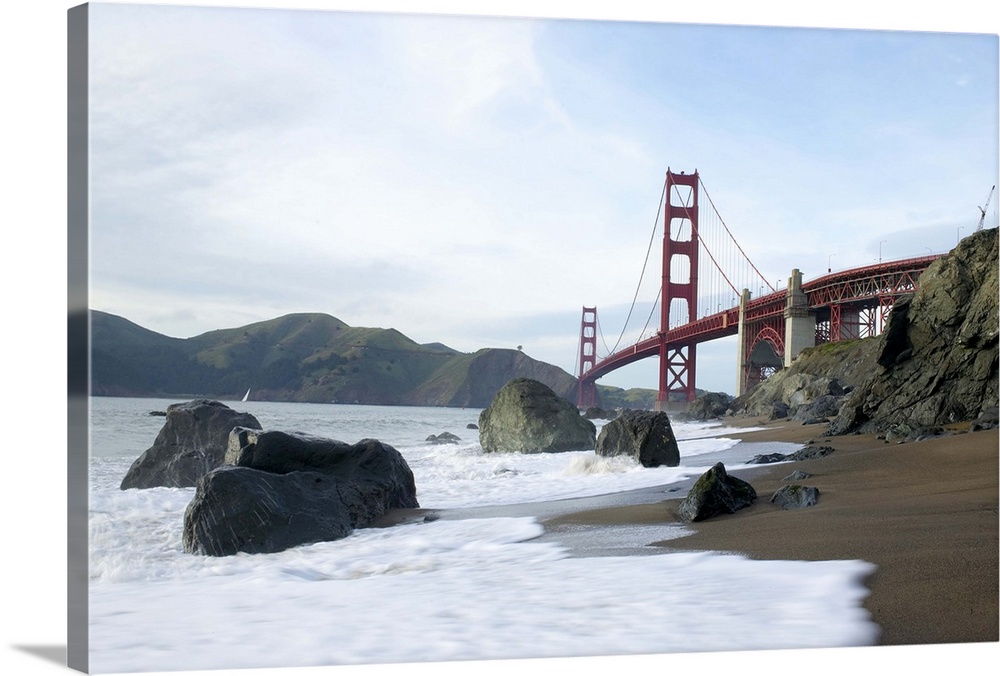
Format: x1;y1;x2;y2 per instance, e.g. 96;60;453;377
69;2;999;674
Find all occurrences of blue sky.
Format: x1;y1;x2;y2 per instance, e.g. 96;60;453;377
82;1;999;395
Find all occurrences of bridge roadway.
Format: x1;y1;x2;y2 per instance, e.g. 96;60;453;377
581;253;942;394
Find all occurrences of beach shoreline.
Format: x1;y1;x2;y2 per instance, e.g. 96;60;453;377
543;416;999;647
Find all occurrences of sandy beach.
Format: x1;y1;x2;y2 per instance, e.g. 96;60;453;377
544;417;999;647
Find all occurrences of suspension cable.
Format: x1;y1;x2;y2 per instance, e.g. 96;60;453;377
597;314;612;357
606;181;667;355
638;286;661;338
698;177;775;292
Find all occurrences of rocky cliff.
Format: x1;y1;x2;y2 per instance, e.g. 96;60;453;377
728;228;998;436
728;338;878;420
830;227;998;434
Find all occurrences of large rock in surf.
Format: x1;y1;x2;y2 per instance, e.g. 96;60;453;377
120;399;261;489
595;409;680;467
478;378;596;453
183;428;418;556
677;462;757;522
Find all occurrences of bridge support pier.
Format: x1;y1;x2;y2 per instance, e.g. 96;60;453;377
784;268;816;366
577;307;598;409
735;288;751;397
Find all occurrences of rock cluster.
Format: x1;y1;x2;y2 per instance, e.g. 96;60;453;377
596;410;679;467
478;378;596;453
677;445;834;521
426;432;461;444
183;429;418;556
120;399;262;489
120;399;420;557
731;371;853;422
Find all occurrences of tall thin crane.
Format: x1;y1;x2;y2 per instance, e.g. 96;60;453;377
977;185;995;232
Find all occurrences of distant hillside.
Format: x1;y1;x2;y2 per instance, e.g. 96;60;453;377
595;386;661;410
90;311;590;408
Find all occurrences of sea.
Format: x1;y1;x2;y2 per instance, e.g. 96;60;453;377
86;396;879;674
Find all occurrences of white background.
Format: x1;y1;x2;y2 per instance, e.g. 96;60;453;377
2;2;997;675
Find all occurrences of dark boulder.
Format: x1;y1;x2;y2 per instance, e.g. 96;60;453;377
584;406;614;420
685;391;733;421
426;432;462;444
793;394;843;422
770;484;820;510
120;399;261;489
971;406;999;432
800;417;830;426
883;422;942;441
783;469;813;481
677;462;757;522
596;410;680;467
182;467;354;556
478;378;596;453
788;445;835;461
746;452;789;465
746;445;834;465
184;429;418;556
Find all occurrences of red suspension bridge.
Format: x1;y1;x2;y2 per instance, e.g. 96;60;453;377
576;169;943;409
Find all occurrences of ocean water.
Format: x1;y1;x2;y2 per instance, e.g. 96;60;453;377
87;397;878;674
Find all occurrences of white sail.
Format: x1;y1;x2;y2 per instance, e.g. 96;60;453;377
241;388;251;402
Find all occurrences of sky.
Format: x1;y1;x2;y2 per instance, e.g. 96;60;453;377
82;1;1000;398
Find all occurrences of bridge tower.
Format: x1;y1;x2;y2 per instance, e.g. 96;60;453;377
577;306;598;409
657;169;700;408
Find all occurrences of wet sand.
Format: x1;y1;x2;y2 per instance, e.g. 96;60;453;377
544;417;999;647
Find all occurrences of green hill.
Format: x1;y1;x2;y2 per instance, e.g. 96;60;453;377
403;347;580;407
89;310;590;407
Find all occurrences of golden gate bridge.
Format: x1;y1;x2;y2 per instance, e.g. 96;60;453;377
576;169;942;409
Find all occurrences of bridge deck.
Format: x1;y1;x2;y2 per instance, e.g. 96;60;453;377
581;254;942;385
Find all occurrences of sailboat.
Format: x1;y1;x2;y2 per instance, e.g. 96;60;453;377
241;388;251;403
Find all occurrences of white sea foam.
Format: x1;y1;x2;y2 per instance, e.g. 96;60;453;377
87;397;877;674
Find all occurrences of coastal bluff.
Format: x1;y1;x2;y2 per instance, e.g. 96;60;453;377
729;227;998;436
831;226;998;434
